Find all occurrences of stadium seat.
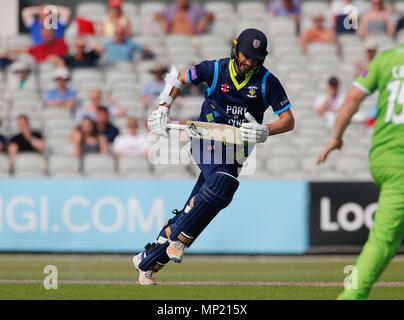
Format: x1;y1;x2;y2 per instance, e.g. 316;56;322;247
0;154;9;177
335;157;368;175
153;163;193;179
265;157;299;173
118;156;152;177
205;1;235;14
313;171;348;182
4;34;32;50
268;18;295;37
14;153;46;177
122;2;138;16
237;1;266;13
301;1;330;18
48;155;80;177
82;154;116;177
46;137;74;156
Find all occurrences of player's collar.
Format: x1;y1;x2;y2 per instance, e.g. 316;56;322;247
229;59;253;91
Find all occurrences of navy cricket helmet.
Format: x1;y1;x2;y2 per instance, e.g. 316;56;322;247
232;28;268;62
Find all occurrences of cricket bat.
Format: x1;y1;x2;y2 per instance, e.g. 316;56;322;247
168;121;243;145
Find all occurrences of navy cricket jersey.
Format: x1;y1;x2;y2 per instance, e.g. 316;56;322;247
186;57;291;127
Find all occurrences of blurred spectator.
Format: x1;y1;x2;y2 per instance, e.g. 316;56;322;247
113;117;150;157
154;0;214;35
64;37;103;68
8;114;46;172
0;28;68;66
140;62;168;109
95;106;120;144
5;61;38;102
331;0;370;34
28;28;68;65
101;0;131;38
44;67;77;111
21;4;71;46
75;89;126;124
64;16;96;41
103;27;152;65
396;13;404;34
269;0;301;34
359;0;395;38
71;116;109;157
0;132;7;153
314;77;345;129
354;40;378;78
300;12;339;54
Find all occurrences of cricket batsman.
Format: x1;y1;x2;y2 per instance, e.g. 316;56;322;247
133;28;295;285
318;44;404;299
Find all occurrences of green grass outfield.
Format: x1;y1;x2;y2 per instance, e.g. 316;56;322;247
1;254;404;300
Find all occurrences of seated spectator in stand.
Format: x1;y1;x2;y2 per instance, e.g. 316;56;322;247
359;0;395;38
0;28;68;66
314;77;345;129
103;27;153;65
8;114;46;172
331;0;369;34
354;40;378;78
101;0;131;38
28;28;68;65
71;116;109;157
0;131;7;153
301;12;339;54
44;67;77;111
4;61;38;102
95;106;120;143
75;89;126;124
21;4;71;45
113;117;150;157
64;37;103;68
154;0;214;35
140;62;168;109
269;0;301;34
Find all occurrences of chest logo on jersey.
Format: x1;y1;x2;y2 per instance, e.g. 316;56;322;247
221;83;230;93
247;86;258;98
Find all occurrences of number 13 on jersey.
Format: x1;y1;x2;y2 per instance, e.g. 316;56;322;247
386;80;404;124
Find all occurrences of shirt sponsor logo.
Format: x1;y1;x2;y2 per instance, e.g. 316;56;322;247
361;69;368;77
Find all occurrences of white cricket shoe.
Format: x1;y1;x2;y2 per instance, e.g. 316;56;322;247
132;253;156;286
166;240;188;263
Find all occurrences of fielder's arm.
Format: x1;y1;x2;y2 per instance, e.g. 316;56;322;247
317;85;368;164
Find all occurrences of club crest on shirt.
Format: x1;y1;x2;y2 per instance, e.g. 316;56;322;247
247;86;258;98
253;39;261;48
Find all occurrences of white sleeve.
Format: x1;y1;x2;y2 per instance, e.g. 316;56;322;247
113;136;123;153
313;95;325;110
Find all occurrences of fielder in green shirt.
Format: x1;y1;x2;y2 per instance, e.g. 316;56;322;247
318;44;404;300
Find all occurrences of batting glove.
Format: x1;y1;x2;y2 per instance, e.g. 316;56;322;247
147;106;170;138
240;112;269;143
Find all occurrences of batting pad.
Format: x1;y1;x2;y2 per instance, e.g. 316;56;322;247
169;171;240;242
